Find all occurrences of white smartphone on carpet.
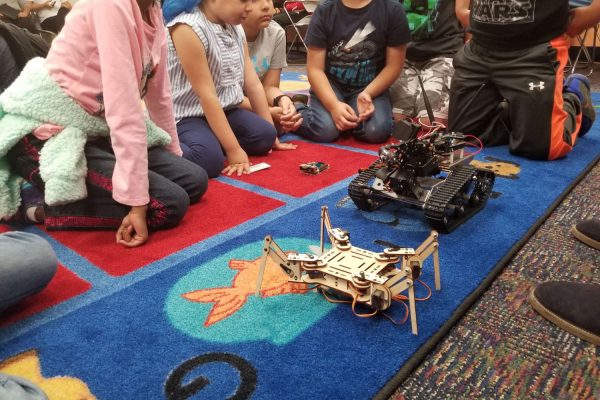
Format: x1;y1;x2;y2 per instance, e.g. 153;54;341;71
248;162;271;173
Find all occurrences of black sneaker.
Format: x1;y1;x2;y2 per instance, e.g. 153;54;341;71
529;281;600;345
564;73;595;137
571;218;600;250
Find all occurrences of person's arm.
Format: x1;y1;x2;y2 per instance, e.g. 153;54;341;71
92;1;154;247
20;0;52;17
261;24;302;133
243;42;273;125
262;68;302;133
144;21;182;157
170;23;249;176
18;1;32;17
262;68;285;107
256;25;287;106
362;46;406;99
243;43;295;150
358;45;405;121
455;0;470;29
567;0;600;37
307;46;358;131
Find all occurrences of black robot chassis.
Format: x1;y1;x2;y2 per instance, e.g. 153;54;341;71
348;131;495;233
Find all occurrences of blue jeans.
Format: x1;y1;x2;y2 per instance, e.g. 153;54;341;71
570;0;591;6
0;231;58;312
177;108;277;178
295;80;393;143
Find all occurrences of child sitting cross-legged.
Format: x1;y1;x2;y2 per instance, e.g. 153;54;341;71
294;0;411;144
164;0;295;179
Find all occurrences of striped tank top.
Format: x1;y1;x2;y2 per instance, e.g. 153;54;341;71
166;9;246;121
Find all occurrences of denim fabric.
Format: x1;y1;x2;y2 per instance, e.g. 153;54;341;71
569;0;592;7
0;231;57;311
177;108;277;178
295;79;393;143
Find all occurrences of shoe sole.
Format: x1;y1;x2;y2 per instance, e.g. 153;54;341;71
571;226;600;250
529;289;600;346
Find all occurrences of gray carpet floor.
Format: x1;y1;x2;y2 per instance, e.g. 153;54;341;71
389;68;600;399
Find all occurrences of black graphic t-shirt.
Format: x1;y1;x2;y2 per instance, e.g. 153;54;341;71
469;0;570;50
305;0;410;89
403;0;464;62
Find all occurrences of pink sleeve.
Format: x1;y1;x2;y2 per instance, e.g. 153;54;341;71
92;2;150;206
144;25;182;157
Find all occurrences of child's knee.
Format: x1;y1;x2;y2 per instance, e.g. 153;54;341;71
254;125;277;154
170;188;191;225
356;116;392;143
149;185;190;229
318;124;340;143
30;235;58;286
294;105;339;142
0;233;58;309
308;119;340;143
185;148;225;178
239;121;277;156
187;165;209;204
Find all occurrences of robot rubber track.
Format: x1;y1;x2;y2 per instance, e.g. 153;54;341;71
423;164;495;232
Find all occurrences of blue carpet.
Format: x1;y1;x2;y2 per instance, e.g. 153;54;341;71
1;97;599;399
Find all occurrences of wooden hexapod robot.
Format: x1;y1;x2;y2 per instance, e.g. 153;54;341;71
255;206;441;335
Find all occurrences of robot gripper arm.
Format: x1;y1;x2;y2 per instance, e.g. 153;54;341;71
320;206;350;252
255;235;292;296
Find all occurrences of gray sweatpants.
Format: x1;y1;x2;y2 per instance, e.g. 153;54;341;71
0;231;57;311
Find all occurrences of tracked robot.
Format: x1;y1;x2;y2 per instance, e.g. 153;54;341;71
348;131;496;232
255;206;440;335
348;78;496;233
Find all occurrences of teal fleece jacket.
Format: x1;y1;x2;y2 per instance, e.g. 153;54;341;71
0;58;171;220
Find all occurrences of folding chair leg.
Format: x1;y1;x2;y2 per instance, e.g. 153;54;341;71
286;34;299;58
567;26;596;76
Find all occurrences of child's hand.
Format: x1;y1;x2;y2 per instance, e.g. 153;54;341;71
357;92;375;122
276;108;303;132
223;147;250;176
273;137;297;151
277;97;303;132
331;101;358;131
116;205;149;248
456;8;470;29
280;96;303;131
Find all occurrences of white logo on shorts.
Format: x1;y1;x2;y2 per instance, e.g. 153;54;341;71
529;81;545;91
